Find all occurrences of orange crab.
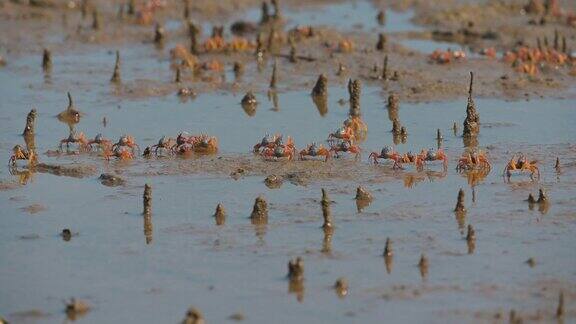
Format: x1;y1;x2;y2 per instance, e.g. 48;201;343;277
299;143;331;162
261;136;296;161
135;0;166;25
253;133;283;153
262;145;295;161
200;59;224;72
170;45;198;69
503;154;540;180
60;131;88;151
369;146;410;169
429;49;466;64
344;116;368;137
480;47;497;59
104;145;134;160
415;148;448;170
112;135;140;153
9;145;36;167
456;151;491;171
328;126;355;144
203;36;226;52
87;133;112;151
337;39;354;53
330;141;360;160
228;37;254;52
150;136;176;155
172;132;201;153
191;134;218;154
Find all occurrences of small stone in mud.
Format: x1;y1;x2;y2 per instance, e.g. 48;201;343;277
537;188;548;203
525;257;536;267
454;188;466;212
355;186;372;201
383;237;393;257
230;168;246;180
214;203;226;226
334;277;349;298
287;257;304;280
228;312;245;321
65;298;90;320
264;175;283;189
311;74;328;97
182;306;204;324
61;229;72;241
177;87;196;99
250;196;268;223
233;62;244;79
241;91;258;106
99;173;125;186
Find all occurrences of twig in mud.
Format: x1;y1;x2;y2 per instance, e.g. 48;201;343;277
110;50;121;83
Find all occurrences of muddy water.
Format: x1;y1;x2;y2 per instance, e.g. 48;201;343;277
167;0;456;54
1;1;576;322
1;40;576;323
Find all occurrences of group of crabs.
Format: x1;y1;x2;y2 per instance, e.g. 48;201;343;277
251;122;540;180
51;131;217;159
10;124;540;180
253;117;367;162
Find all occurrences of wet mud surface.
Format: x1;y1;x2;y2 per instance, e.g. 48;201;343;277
1;0;576;323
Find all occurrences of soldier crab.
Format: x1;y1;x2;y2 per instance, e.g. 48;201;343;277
9;145;36;167
503;154;539;180
299;143;331;161
330;141;361;160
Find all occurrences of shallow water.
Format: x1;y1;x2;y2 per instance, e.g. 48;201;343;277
1;42;576;323
1;7;576;323
166;0;459;55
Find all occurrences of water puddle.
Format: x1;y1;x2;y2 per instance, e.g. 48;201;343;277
1;7;575;323
165;0;462;55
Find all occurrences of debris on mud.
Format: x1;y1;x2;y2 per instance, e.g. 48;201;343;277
65;298;90;321
250;195;268;224
35;163;97;178
99;173;125;186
